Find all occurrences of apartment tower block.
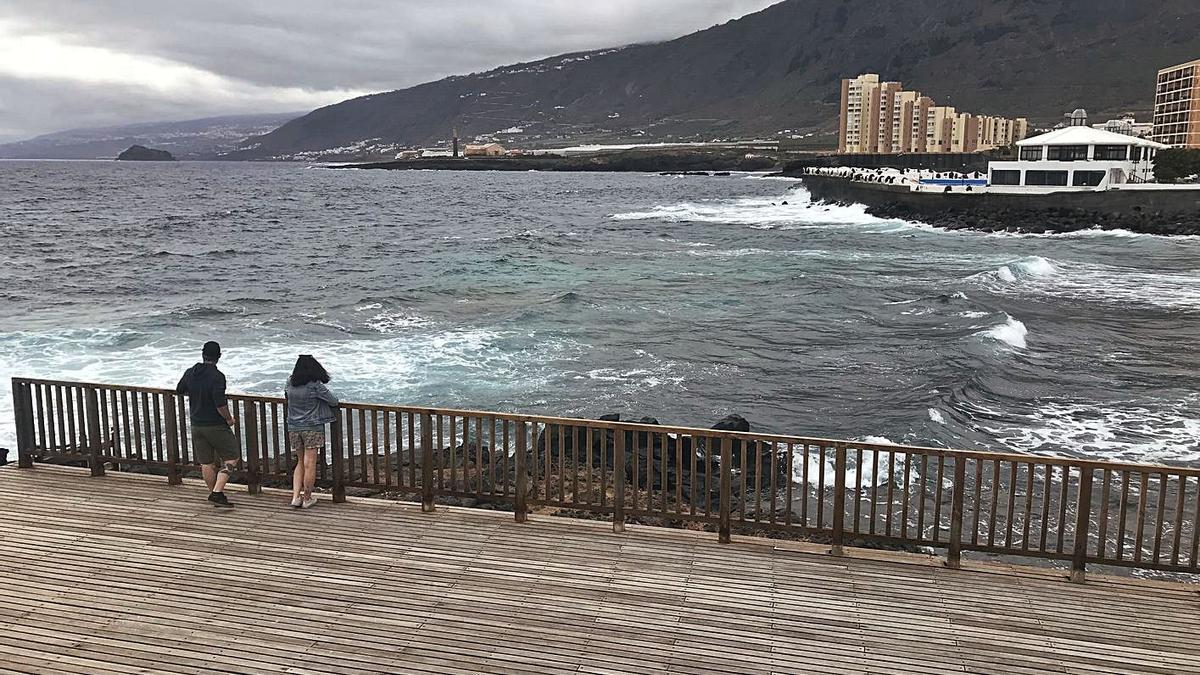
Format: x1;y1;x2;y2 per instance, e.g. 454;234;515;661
838;73;1029;154
1152;59;1200;148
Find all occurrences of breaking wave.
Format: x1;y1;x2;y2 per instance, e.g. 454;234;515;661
979;314;1029;349
610;187;913;230
970;256;1200;311
961;397;1200;464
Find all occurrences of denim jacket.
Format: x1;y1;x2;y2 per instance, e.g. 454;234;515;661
285;381;339;431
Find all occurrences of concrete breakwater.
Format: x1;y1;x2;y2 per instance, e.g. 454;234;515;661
797;174;1200;235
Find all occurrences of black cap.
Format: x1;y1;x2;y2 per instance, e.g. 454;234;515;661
202;341;222;361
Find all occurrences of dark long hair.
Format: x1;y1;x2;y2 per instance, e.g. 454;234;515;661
289;355;330;387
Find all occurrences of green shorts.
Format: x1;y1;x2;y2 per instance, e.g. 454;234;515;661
192;424;240;465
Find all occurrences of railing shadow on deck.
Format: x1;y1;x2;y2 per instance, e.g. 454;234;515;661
11;377;1200;582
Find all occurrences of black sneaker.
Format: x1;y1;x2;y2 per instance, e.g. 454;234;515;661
208;492;234;508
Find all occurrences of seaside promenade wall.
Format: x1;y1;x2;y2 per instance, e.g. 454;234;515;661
798;174;1200;234
785;153;992;173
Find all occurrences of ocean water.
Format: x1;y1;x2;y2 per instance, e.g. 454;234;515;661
1;160;1198;466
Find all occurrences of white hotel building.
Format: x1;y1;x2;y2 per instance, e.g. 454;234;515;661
986;126;1167;192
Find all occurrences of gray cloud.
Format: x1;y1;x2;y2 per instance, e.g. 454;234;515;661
0;1;781;141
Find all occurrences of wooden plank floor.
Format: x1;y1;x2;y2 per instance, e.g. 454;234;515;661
1;467;1198;675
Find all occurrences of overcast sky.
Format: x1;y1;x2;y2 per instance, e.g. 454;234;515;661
0;1;781;142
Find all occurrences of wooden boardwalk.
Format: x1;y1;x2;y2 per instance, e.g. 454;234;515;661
1;466;1198;675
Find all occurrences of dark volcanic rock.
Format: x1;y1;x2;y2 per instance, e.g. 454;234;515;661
800;175;1200;236
705;414;786;489
116;145;176;161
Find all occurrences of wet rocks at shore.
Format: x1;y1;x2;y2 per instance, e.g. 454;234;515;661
798;174;1200;235
866;201;1200;235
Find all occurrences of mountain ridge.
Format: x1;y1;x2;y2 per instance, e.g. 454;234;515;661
237;0;1200;160
0;113;301;160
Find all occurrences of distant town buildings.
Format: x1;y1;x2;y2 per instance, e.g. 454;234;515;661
463;143;506;157
1092;116;1154;138
1152;58;1200;148
838;74;1029;154
393;148;455;160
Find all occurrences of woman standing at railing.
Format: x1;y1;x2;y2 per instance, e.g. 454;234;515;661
285;355;339;509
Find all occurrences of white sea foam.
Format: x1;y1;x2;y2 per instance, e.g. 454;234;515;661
989;227;1200;241
683;247;826;258
858;435;895;446
0;325;588;448
973;397;1200;464
363;310;430;333
979;314;1029;349
928;408;947;425
564;349;738;393
786;435;913;490
992;255;1057;283
970;255;1200;311
610;187;912;230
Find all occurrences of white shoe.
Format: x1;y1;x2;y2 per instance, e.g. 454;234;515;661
301;496;317;509
289;497;302;509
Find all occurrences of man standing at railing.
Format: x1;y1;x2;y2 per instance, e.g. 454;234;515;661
176;341;239;508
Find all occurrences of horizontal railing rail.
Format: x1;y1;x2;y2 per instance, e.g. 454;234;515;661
11;376;1200;580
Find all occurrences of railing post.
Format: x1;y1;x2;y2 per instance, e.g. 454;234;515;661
719;436;731;544
243;400;261;495
613;426;626;534
831;443;847;556
420;413;435;512
514;421;528;523
12;380;35;468
163;395;182;485
84;388;104;477
1071;465;1094;583
330;412;346;503
947;455;967;569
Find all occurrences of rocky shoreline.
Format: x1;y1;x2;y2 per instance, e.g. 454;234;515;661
336;149;778;173
797;174;1200;235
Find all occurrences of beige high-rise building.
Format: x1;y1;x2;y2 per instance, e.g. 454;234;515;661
925;106;957;153
951;113;976;152
838;74;876;153
907;96;934;152
838;74;904;153
1152;59;1200;148
837;73;1029;154
888;91;921;153
875;81;903;153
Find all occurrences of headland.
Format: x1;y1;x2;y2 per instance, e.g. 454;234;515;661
115;145;176;161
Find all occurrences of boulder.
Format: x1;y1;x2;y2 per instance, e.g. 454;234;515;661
704;414;786;489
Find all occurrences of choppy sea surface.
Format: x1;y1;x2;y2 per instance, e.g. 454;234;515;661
1;160;1198;465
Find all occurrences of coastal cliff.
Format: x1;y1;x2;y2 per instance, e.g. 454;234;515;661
800;175;1200;236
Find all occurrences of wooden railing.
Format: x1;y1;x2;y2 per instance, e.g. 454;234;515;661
11;377;1200;580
